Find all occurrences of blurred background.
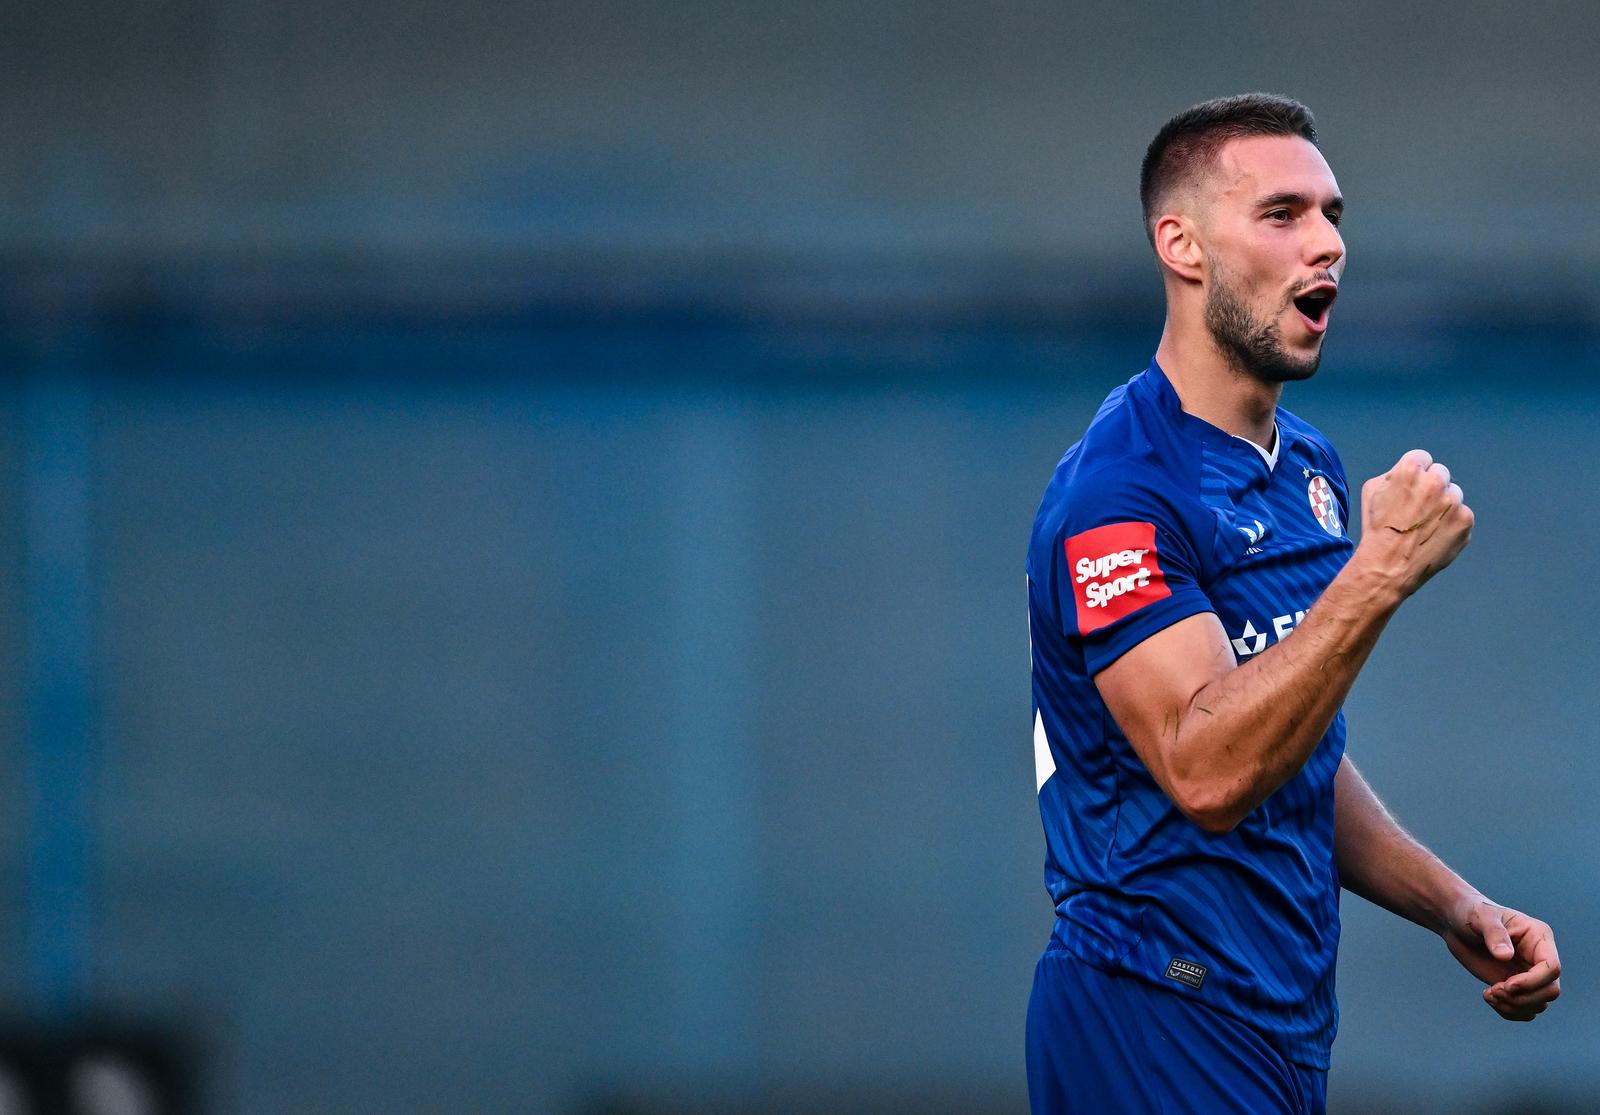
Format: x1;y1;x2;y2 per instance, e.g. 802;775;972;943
1;1;1596;1112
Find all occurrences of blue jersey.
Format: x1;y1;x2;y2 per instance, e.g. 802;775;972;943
1026;359;1355;1070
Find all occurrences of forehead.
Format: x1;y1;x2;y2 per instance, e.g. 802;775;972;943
1207;134;1340;206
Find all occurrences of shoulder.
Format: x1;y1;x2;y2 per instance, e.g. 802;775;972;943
1032;381;1207;558
1278;406;1348;484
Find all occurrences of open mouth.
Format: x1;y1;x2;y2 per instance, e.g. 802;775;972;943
1292;284;1337;332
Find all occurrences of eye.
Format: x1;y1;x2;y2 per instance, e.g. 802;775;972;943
1325;210;1343;227
1265;208;1292;223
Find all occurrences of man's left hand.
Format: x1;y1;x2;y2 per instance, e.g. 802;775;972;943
1442;895;1562;1021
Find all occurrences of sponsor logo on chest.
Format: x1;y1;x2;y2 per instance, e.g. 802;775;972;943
1232;610;1307;658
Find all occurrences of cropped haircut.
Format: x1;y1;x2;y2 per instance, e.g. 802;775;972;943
1140;94;1318;245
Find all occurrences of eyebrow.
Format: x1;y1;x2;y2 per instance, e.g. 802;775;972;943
1257;191;1345;214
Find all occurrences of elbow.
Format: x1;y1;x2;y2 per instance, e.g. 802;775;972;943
1171;779;1247;835
1183;803;1242;836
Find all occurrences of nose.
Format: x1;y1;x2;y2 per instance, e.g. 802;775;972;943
1307;212;1344;271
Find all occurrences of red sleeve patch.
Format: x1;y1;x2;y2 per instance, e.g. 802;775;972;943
1065;521;1172;635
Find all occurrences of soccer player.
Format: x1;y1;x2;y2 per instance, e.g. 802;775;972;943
1024;94;1562;1115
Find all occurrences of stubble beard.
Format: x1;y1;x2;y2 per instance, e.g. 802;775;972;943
1203;267;1322;385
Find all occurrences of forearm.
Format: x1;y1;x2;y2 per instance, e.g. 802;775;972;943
1169;554;1402;826
1099;452;1474;833
1334;755;1476;934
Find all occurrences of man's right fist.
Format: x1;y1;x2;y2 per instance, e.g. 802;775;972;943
1356;448;1474;596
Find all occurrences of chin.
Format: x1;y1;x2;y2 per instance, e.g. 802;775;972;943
1246;344;1321;384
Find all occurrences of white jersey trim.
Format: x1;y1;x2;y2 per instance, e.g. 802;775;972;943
1234;423;1280;471
1034;709;1057;792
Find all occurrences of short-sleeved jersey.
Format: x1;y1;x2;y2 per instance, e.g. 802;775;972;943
1026;359;1356;1070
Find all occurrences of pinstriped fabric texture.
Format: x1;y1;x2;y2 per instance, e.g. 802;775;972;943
1026;950;1328;1114
1025;361;1355;1074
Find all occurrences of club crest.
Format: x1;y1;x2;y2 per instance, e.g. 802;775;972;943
1307;475;1342;537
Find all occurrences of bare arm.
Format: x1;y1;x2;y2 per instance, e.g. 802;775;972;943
1333;754;1471;932
1095;568;1398;831
1334;755;1563;1021
1096;449;1470;833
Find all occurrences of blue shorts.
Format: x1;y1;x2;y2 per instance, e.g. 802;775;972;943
1026;949;1327;1115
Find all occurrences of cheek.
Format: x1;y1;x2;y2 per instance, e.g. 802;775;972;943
1255;255;1299;311
1233;266;1285;314
1218;242;1286;304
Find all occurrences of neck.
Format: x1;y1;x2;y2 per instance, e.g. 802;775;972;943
1153;317;1282;446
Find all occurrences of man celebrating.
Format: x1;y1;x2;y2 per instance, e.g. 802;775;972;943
1024;94;1561;1114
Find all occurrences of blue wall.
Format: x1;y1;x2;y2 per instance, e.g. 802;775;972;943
2;317;1594;1113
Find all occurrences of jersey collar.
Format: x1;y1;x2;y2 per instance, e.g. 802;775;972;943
1139;358;1303;465
1235;426;1280;471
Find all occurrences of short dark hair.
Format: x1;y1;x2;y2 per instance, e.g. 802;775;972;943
1140;93;1318;245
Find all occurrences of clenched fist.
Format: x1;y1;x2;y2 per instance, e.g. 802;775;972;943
1356;449;1474;596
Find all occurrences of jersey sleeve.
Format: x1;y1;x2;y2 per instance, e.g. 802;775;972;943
1053;463;1217;675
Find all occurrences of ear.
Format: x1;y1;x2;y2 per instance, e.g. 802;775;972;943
1153;213;1204;283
